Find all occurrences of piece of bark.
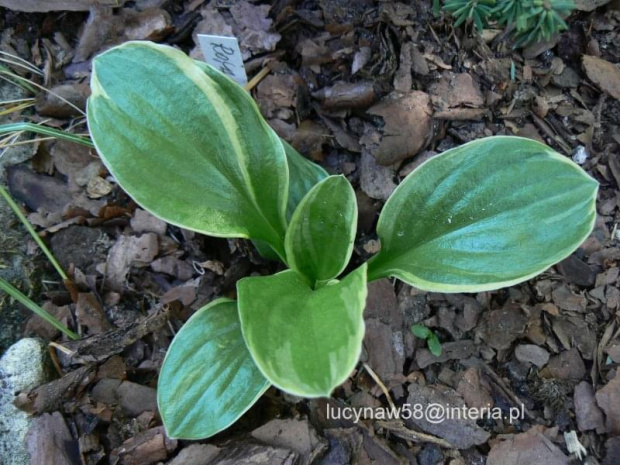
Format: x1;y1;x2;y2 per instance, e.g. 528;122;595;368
364;280;401;326
167;444;221;465
487;426;570;465
603;437;620;465
59;307;170;364
15;366;95;415
25;412;76;465
456;367;494;410
557;255;596;286
312;82;376;110
359;149;397;201
515;344;550;368
364;319;405;382
479;303;527;351
405;383;490;449
251;418;327;465
323;427;407;464
541;348;586;381
109;426;177;465
433;108;488;120
195;442;298;465
551;284;587;312
415;340;476;369
574;381;606;433
596;375;620;435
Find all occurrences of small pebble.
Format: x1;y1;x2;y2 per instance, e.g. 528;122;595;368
572;146;588;165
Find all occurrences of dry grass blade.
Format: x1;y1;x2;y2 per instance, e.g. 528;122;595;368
0;51;44;76
0;100;34;117
0;68;85;116
0;136;54;149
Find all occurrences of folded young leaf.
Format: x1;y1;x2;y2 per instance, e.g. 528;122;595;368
285;175;357;284
237;265;368;397
88;41;288;258
368;136;598;292
252;143;328;262
282;140;329;220
158;298;269;439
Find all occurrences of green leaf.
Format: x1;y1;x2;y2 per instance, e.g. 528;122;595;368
285;175;357;285
368;136;598;292
252;239;282;262
427;334;443;357
253;143;327;262
157;298;269;439
237;265;368;397
87;41;288;258
282;140;329;220
411;324;432;340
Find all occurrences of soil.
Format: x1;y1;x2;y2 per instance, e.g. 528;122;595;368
0;1;619;464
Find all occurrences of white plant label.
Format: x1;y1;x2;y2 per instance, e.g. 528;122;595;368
197;34;248;86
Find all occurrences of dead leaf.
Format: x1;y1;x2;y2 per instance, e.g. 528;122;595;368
583;55;620;100
105;234;159;291
363;91;432;165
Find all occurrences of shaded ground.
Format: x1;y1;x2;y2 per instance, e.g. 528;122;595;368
0;0;619;464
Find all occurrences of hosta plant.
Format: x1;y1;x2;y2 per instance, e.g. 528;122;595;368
87;41;597;439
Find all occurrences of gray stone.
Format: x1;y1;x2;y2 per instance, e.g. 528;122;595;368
0;338;52;465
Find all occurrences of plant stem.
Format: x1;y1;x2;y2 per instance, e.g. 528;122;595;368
0;122;94;148
0;277;79;340
0;184;68;281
